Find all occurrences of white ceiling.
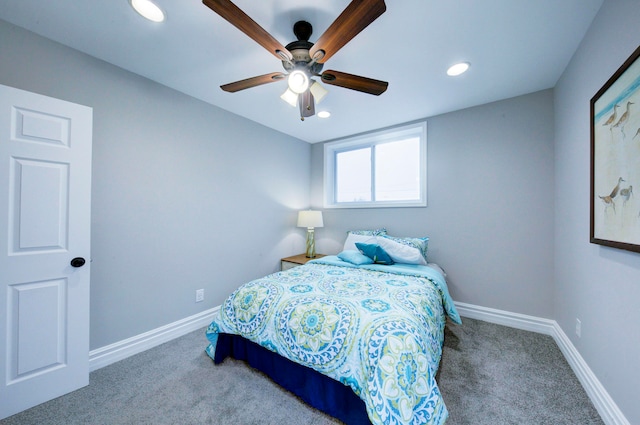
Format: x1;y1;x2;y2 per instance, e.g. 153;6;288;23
0;0;603;143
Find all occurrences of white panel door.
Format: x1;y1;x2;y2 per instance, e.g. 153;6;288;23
0;84;92;419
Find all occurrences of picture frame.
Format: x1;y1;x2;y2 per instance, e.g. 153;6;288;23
590;44;640;253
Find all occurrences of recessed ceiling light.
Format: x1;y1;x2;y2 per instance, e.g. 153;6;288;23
130;0;165;23
317;111;331;118
447;62;470;76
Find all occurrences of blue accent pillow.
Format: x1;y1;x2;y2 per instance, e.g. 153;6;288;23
338;250;374;265
355;243;394;265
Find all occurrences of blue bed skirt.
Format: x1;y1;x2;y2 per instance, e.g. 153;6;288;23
213;333;371;425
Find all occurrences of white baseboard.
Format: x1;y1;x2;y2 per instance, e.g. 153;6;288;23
454;301;557;335
454;301;629;425
89;307;219;372
550;321;630;425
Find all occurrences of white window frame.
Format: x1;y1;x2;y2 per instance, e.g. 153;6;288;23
323;121;427;209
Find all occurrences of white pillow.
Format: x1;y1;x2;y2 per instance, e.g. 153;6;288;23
343;233;377;251
375;236;427;265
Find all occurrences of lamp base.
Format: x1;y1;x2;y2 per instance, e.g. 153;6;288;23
305;229;316;258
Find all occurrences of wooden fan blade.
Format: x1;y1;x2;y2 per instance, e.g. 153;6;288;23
220;72;286;92
309;0;386;64
203;0;292;61
321;70;388;95
299;91;315;119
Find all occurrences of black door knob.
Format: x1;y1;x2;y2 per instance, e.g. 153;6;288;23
70;257;86;268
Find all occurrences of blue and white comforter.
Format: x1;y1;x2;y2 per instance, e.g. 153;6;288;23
205;256;461;425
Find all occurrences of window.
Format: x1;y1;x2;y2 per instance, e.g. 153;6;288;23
324;121;427;208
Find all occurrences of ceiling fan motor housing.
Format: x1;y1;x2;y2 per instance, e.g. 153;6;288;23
282;49;324;75
282;21;324;75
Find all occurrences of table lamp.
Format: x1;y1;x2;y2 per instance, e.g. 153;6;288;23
297;210;323;258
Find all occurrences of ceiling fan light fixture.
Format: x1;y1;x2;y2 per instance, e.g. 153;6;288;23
203;0;389;121
309;81;328;104
447;62;470;76
130;0;165;22
288;70;310;94
318;111;331;118
280;88;298;107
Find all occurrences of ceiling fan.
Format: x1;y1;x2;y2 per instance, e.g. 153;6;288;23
202;0;389;120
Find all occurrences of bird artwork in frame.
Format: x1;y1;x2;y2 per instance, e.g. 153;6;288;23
591;44;640;253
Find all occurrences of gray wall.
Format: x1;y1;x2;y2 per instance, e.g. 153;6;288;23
554;0;640;423
0;19;311;349
311;90;556;319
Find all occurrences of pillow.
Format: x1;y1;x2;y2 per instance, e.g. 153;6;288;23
376;236;427;265
355;242;394;265
343;233;377;251
346;228;387;236
338;250;374;265
380;235;429;263
342;228;387;251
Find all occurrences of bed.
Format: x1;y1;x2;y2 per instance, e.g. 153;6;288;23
205;231;461;425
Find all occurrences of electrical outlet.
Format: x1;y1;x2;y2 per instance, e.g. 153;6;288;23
575;318;581;338
195;289;204;303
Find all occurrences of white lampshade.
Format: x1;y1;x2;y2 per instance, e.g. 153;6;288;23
309;81;328;103
297;210;323;228
280;88;298;107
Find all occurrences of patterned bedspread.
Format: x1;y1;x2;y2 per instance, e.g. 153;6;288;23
205;256;461;425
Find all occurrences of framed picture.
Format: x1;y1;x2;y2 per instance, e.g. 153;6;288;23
591;44;640;253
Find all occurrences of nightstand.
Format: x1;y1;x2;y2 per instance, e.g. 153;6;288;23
281;253;326;271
